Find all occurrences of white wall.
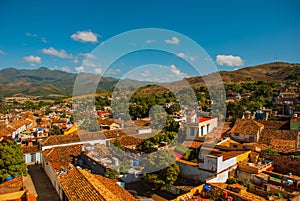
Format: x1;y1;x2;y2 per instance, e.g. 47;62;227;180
178;161;214;182
217;156;236;173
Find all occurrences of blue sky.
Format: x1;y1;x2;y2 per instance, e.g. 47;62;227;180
0;0;299;80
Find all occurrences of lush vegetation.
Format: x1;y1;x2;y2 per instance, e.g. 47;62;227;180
262;148;280;155
142;150;180;190
226;177;253;189
104;168;120;180
0;140;27;183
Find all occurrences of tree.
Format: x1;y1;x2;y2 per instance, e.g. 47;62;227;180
166;103;181;114
49;125;62;135
160;163;180;185
164;116;179;132
104;168;120;180
142;173;165;190
0;140;27;183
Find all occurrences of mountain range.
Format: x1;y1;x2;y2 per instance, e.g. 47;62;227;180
0;62;299;98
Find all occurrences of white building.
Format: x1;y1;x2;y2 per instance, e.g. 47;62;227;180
184;113;218;140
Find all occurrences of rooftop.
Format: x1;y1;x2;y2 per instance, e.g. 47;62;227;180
0;175;23;195
59;167;137;201
217;150;248;161
230;119;264;135
110;135;143;147
198;117;211;123
210;183;266;201
42;144;82;170
22;145;39;154
182;140;203;149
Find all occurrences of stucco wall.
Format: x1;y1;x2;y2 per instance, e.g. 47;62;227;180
178;160;214;182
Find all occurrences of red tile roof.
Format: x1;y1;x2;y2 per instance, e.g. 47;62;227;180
230;119;264;135
0;175;23;194
110;135;143;146
59;167;137;201
182;140;203;149
22;145;39;154
198;117;211;123
42;145;81;170
42;135;81;146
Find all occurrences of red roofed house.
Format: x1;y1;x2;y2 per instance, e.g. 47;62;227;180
184;113;218;140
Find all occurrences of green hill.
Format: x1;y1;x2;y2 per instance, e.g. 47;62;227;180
0;62;299;98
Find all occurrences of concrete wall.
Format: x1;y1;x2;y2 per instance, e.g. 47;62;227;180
206;170;228;183
217;156;236;173
178;160;214;182
199;155;236;173
42;158;64;200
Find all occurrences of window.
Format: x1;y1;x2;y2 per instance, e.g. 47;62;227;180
207;124;210;133
190;127;195;136
201;126;204;136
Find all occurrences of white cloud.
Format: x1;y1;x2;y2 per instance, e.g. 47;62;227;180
94;68;102;74
176;52;197;62
80;53;96;59
71;30;99;43
42;47;72;59
25;32;38;37
106;68;120;75
145;39;156;44
216;54;244;66
165;37;180;45
75;66;85;72
41;37;47;43
0;50;6;55
83;60;97;67
61;66;71;72
73;57;79;63
141;70;150;77
170;64;186;77
23;55;42;65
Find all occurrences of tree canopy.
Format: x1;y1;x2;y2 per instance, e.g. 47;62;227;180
0;140;27;183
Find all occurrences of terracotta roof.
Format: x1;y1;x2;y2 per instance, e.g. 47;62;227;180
177;159;199;167
210;183;266;201
110;135;143;146
102;128;138;138
22;145;39;154
0;127;15;137
218;150;248;161
59;167;137;201
52;118;68;124
98;118;115;126
0;175;23;194
198;117;211;123
42;135;81;146
259;120;290;130
182;140;203;149
42;127;139;146
230;119;264;135
133;119;151;127
9;119;32;129
93;174;137;201
42;144;81;170
259;129;297;144
268;138;296;153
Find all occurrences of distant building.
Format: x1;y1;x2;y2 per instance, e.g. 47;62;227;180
230;119;264;142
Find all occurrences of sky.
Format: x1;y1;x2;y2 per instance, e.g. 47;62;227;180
0;0;299;81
